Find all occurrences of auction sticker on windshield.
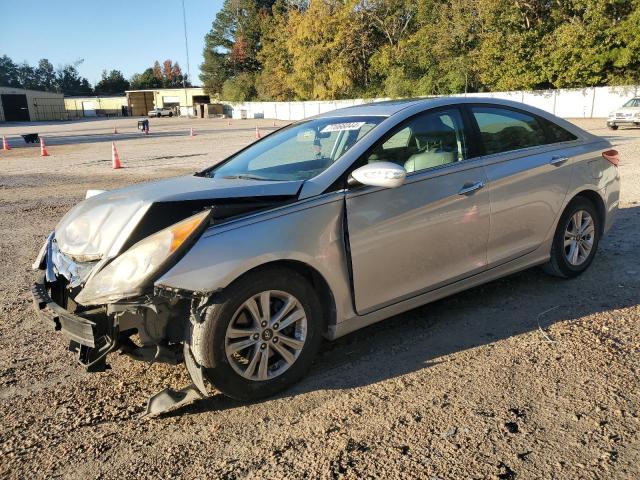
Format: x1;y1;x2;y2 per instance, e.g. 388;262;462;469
320;122;366;133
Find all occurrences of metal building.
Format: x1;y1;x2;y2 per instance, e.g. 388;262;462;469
64;96;129;118
125;87;211;117
0;87;66;121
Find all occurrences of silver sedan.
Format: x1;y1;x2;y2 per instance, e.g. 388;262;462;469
32;98;620;409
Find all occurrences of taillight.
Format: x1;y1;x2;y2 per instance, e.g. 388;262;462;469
602;149;620;166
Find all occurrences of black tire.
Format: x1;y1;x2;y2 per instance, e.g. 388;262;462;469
542;197;600;278
189;267;323;401
168;112;173;117
608;124;619;130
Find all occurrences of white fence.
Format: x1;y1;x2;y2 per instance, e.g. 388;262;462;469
223;85;640;121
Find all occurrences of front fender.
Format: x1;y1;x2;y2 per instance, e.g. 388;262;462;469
155;193;354;321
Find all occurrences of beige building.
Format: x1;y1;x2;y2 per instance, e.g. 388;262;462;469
125;87;214;117
0;86;66;122
65;96;128;118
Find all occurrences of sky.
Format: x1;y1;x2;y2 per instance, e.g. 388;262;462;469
0;0;224;86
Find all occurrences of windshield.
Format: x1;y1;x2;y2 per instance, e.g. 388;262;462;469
207;115;385;181
623;98;640;107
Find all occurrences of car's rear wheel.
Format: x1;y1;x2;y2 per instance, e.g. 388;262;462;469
168;112;173;117
608;124;619;130
542;197;600;278
189;267;323;401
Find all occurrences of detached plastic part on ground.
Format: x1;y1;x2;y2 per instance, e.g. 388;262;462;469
142;340;210;418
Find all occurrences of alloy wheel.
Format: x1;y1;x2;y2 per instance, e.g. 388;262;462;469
563;210;595;266
224;290;307;381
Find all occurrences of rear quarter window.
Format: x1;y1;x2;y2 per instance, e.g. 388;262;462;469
538;117;578;143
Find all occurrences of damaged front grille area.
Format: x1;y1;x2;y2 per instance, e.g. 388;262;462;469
48;236;98;288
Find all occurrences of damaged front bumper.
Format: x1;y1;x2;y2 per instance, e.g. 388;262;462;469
31;233;213;416
32;272;212;416
31;273;118;371
31;233;188;372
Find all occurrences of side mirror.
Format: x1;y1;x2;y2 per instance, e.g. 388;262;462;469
350;162;406;188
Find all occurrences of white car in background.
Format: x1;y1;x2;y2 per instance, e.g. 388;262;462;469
607;97;640;130
148;107;174;117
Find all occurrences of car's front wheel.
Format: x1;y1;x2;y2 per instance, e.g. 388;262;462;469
608;124;619;130
189;267;323;401
543;197;600;278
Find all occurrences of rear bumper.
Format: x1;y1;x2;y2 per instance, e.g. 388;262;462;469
608;120;640;126
31;273;117;371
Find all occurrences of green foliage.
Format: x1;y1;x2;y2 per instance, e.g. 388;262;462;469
255;0;295;100
129;68;162;90
200;0;275;97
95;70;130;95
0;55;93;95
222;72;257;101
199;0;640;100
129;60;192;90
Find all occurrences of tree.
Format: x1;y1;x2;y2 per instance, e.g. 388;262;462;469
610;0;640;84
222;71;256;101
35;59;56;91
256;0;296;100
95;69;130;94
153;61;163;82
198;0;640;99
200;0;276;97
171;62;187;87
0;55;93;93
0;55;19;87
128;61;191;89
15;62;38;89
284;0;380;99
539;0;639;88
55;61;93;95
130;68;163;89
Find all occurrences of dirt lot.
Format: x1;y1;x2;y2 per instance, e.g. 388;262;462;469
0;116;638;479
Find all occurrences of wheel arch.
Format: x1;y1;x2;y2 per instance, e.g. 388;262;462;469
220;260;337;333
571;189;606;234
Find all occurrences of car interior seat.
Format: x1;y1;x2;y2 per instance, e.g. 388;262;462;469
404;116;458;173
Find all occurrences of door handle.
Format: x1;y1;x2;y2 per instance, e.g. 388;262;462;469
550;156;569;166
458;181;485;195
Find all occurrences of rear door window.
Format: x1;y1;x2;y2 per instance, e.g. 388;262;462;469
471;107;547;155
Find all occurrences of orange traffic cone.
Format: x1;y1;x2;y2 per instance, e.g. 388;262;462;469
113;125;118;134
227;120;231;126
2;136;9;150
111;142;122;169
190;127;195;137
255;126;262;139
272;120;276;127
40;137;49;157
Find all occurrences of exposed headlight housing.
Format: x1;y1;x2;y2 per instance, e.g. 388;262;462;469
75;210;211;305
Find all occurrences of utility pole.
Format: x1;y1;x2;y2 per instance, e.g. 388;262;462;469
182;0;191;117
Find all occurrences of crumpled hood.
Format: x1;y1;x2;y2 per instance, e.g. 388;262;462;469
55;175;303;261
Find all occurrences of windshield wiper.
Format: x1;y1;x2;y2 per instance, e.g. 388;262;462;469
219;174;271;181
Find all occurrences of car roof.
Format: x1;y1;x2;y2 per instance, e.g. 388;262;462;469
314;98;435;117
314;96;567;118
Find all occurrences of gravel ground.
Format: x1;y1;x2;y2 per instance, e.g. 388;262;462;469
0;117;638;479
